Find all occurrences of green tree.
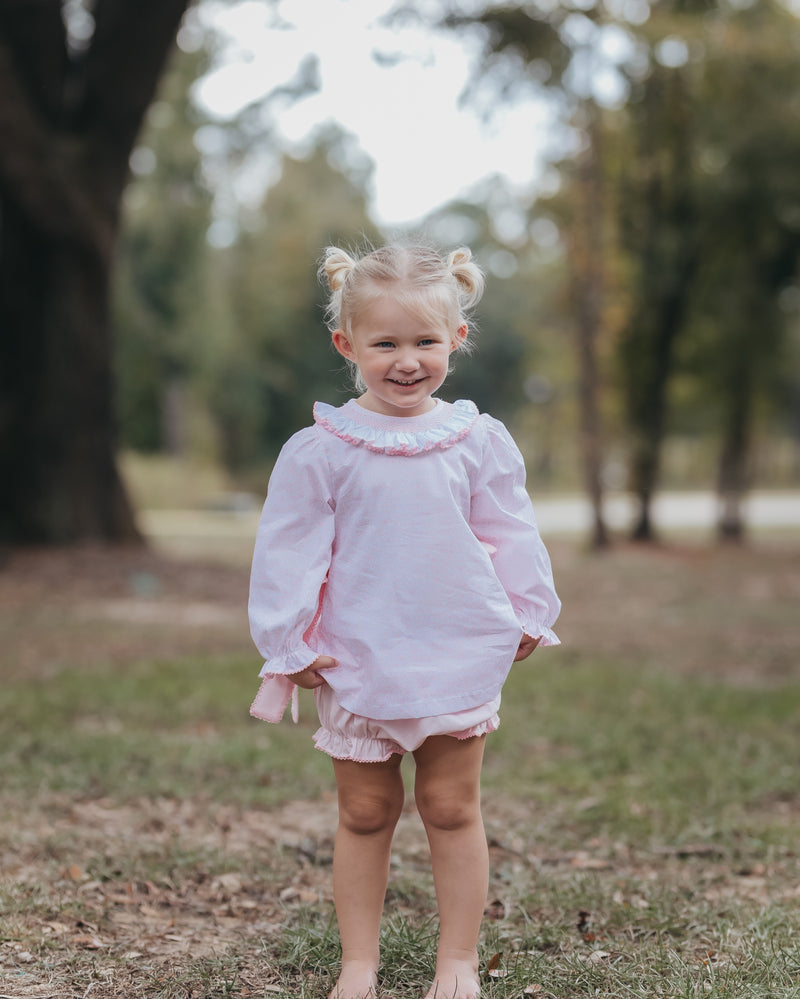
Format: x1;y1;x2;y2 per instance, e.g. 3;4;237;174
440;0;800;543
208;128;381;470
616;55;700;540
682;4;800;538
440;3;615;546
114;42;216;457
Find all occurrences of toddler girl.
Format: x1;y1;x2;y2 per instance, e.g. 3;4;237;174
249;243;560;999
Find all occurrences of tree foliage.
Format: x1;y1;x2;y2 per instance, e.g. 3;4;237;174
440;0;800;540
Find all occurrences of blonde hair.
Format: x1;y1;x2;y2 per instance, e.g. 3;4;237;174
320;243;484;346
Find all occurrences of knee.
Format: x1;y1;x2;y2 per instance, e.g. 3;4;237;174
338;786;403;836
415;783;480;832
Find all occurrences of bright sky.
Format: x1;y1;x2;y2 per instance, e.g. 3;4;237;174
191;0;557;227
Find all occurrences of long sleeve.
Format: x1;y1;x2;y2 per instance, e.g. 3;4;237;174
469;417;561;645
248;428;335;679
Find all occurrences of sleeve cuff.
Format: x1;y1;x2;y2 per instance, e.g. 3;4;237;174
522;625;561;648
257;643;320;677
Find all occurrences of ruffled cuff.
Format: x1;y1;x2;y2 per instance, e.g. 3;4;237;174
522;625;561;648
258;643;320;677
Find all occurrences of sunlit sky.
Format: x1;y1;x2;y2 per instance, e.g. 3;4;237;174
191;0;559;228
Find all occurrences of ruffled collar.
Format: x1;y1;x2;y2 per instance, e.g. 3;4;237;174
313;398;479;455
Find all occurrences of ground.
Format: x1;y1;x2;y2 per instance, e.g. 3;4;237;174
1;537;798;998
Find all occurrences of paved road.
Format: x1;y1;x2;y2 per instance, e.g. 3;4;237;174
532;490;800;536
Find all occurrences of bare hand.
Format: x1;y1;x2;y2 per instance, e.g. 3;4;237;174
289;655;339;689
514;634;541;662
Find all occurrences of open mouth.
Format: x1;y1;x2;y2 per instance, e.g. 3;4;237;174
389;378;425;386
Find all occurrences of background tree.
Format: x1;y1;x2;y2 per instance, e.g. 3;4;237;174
616;52;699;541
115;44;215;458
681;2;800;538
0;0;190;543
207;127;381;472
440;0;800;542
441;3;614;546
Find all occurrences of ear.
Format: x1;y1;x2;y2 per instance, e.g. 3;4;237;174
332;329;356;360
450;324;468;353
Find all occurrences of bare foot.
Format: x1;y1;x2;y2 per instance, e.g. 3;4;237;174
329;960;378;999
424;958;480;999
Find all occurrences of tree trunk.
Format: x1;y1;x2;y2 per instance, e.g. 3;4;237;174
620;70;698;542
1;204;139;541
0;0;190;543
716;355;753;542
571;105;609;550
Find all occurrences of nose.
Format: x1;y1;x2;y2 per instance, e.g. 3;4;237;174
395;348;420;372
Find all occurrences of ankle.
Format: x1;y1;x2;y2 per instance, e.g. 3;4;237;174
331;958;378;999
435;948;479;973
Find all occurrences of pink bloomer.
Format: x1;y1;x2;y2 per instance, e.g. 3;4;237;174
312;684;501;763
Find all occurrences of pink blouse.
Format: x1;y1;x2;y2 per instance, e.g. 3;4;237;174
248;399;560;723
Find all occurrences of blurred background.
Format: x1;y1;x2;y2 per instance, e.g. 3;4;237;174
2;7;800;994
1;0;800;549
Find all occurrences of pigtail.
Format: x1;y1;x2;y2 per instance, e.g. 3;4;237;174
322;247;356;292
319;246;357;331
446;247;485;311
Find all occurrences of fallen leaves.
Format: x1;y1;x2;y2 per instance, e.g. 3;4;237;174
483;897;506;920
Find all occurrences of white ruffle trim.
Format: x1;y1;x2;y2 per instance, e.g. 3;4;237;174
523;625;561;648
313;399;479;454
312;715;500;763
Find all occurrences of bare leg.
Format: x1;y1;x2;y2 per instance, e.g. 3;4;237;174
413;735;488;999
330;754;405;999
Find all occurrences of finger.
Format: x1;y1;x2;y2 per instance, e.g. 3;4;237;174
311;656;339;671
514;637;540;661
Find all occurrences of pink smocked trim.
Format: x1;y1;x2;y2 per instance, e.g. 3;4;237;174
312;714;500;763
313;399;479;455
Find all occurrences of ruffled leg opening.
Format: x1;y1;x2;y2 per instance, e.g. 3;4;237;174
313;726;406;764
450;714;500;740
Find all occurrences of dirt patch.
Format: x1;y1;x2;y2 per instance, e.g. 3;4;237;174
2;790;798;997
0;545;252;679
3;537;799;683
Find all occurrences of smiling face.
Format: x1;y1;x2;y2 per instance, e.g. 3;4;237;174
332;293;466;418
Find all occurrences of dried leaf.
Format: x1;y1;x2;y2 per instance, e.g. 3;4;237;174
486;952;501;973
523;985;543;994
484;898;506;920
212;872;244;894
70;934;104;949
43;920;72;935
585;949;612;964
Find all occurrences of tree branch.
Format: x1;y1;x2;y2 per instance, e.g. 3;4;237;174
78;0;192;196
0;37;113;253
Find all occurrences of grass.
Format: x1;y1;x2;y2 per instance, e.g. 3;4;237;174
1;540;799;997
3;652;797;847
2;653;799;996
